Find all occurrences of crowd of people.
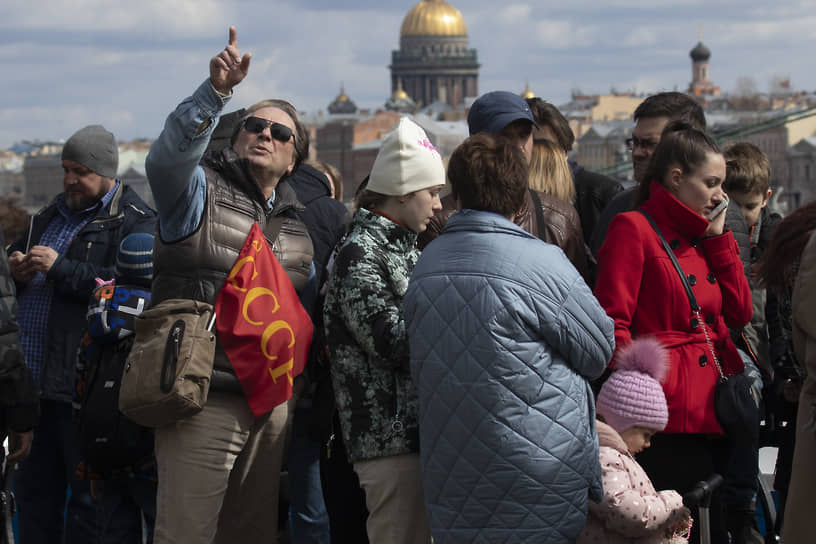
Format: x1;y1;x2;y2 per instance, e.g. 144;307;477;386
2;25;816;544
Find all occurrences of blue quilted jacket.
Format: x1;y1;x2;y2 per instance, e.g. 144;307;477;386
405;210;615;543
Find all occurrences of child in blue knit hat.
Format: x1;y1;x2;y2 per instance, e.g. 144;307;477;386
73;233;156;538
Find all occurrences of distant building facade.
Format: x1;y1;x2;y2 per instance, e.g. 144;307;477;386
574;121;631;173
558;93;642;140
315;111;402;200
788;137;816;207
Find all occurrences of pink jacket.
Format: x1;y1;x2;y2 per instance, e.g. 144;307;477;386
577;421;687;543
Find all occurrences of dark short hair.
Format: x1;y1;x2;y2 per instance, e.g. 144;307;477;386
448;133;528;217
635;120;721;207
723;142;771;196
231;99;310;172
633;92;706;130
526;98;574;152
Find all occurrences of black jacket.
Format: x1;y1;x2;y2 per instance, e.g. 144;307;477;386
288;164;348;288
8;184;157;402
288;164;348;440
569;161;623;243
0;226;38;438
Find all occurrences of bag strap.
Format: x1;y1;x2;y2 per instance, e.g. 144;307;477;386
637;210;726;378
527;189;548;242
637;210;699;311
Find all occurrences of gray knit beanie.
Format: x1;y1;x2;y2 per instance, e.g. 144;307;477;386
61;125;119;178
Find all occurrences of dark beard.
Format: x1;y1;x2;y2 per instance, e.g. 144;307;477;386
65;185;109;211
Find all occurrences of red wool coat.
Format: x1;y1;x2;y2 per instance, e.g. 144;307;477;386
594;182;752;434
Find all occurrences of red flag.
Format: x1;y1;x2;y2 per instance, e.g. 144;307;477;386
215;222;313;416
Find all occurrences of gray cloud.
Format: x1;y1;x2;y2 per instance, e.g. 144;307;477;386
1;0;812;148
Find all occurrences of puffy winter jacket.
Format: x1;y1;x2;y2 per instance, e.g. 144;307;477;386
577;421;687;544
405;209;614;543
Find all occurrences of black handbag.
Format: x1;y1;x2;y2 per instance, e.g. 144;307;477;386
638;210;759;444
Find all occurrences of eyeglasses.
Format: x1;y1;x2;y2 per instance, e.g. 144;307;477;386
625;136;659;152
243;117;294;143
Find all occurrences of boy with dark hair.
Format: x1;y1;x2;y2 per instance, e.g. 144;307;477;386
721;142;780;544
724;142;779;378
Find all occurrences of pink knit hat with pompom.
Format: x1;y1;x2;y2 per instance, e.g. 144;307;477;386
596;337;670;433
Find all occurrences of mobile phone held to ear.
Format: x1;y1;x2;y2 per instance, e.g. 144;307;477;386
707;198;728;221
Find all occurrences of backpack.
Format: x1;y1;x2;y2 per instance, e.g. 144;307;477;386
74;284;154;474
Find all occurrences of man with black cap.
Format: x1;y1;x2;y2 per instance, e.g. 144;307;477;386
7;124;156;544
420;91;588;278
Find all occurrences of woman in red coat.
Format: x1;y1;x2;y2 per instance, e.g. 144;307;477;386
594;121;752;543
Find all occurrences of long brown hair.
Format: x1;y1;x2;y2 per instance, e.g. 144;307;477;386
756;201;816;295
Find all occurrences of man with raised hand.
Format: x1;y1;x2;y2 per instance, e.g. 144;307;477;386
145;27;314;543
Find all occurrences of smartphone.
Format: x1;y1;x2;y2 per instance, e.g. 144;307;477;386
706;198;728;221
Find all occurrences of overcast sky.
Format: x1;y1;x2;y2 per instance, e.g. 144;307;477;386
2;0;814;149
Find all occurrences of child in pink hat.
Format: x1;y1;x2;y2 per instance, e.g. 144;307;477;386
578;337;692;543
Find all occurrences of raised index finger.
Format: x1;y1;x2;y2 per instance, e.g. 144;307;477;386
229;26;237;47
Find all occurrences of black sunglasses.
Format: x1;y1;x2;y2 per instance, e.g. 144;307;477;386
243;117;294;143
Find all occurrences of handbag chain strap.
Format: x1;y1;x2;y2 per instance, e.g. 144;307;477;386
637;210;725;379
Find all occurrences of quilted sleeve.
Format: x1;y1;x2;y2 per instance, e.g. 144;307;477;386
333;240;410;370
589;449;685;538
594;213;646;363
531;245;614;380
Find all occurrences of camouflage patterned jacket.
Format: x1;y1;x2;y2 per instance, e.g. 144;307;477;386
324;208;420;463
0;227;38;439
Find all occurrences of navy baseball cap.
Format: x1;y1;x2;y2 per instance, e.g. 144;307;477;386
467;91;537;136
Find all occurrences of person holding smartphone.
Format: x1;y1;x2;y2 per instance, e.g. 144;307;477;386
594;121;752;544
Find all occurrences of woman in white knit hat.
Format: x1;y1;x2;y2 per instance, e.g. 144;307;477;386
323;117;444;544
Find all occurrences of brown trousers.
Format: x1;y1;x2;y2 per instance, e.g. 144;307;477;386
153;391;294;544
354;453;432;544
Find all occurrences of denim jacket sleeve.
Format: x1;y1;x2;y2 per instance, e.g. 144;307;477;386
145;79;231;242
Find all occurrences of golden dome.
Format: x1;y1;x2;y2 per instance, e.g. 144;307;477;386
521;81;535;100
393;79;410;100
400;0;467;36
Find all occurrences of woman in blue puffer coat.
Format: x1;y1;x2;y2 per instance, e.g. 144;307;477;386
405;133;615;543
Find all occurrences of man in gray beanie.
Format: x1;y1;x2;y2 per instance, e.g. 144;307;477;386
6;124;156;544
59;124;119;210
